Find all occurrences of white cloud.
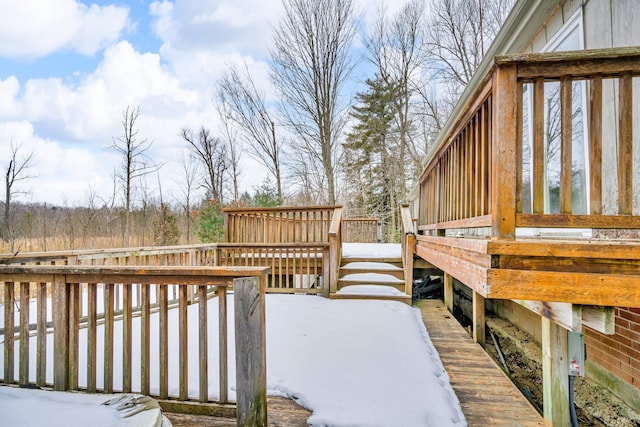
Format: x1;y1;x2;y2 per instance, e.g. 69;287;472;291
0;0;129;59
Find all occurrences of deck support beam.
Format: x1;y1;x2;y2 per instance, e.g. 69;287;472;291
472;291;485;345
542;317;570;427
444;273;453;312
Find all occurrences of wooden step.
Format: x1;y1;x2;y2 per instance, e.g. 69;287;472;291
340;257;402;267
339;268;404;279
329;292;412;305
338;273;405;292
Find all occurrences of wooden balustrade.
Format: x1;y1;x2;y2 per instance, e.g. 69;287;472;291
418;47;640;236
0;265;268;410
342;218;381;243
223;206;336;243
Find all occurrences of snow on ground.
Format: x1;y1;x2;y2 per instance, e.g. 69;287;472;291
1;294;466;427
342;243;401;258
335;285;406;296
342;261;403;270
340;272;404;284
0;387;163;427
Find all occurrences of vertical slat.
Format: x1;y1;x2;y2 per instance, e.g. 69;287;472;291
123;283;132;392
103;283;114;393
474;112;481;216
560;76;573;214
198;285;208;403
589;75;603;214
179;285;188;401
53;275;69;391
36;282;47;387
532;77;546;214
141;283;151;395
4;281;14;384
87;283;97;393
68;282;80;390
515;83;524;213
19;282;29;385
618;72;633;215
491;65;519;238
218;286;228;404
159;284;169;399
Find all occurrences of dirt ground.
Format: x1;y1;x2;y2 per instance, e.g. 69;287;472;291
485;316;640;427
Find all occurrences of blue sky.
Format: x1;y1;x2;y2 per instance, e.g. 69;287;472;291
0;0;402;207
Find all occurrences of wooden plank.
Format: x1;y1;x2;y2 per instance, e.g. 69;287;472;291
87;283;97;392
560;76;573;214
516;213;640;228
141;283;150;395
491;65;518;238
159;284;169;399
36;282;47;387
122;283;132;392
515;300;581;332
198;285;208;403
618;72;633;215
53;275;69;391
219;286;228;404
516;82;524;214
179;284;188;401
19;282;29;385
542;317;569;426
4;281;15;384
488;238;640;259
417;214;492;231
103;283;114;393
68;282;80;390
234;276;267;427
532;77;545;214
589;75;603;214
582;305;615;335
488;269;640;306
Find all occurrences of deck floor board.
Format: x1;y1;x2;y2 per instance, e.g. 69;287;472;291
417;299;544;427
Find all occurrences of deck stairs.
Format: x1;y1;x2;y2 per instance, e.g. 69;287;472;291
330;244;412;304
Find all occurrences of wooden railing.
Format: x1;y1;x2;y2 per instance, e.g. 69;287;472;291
342;218;381;243
0;265;268;418
223;206;336;243
417;47;640;238
400;205;415;297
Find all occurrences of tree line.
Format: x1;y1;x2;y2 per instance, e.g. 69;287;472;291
1;0;514;251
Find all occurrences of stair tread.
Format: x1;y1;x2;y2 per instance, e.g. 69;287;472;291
341;261;402;270
339;273;404;284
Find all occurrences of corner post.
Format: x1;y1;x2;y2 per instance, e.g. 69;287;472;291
234;276;267;427
472;291;485;345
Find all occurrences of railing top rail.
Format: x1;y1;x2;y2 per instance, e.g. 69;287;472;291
0;265;270;284
218;242;329;248
222;205;341;214
496;46;640;66
0;243;220;263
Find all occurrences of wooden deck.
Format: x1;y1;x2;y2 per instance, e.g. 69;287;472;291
165;396;311;426
417;299;544;427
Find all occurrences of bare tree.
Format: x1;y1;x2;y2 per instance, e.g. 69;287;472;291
217;64;283;200
366;0;427;196
111;105;160;246
180;127;228;203
271;0;358;205
2;142;34;249
176;153;199;243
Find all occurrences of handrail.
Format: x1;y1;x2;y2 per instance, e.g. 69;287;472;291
0;264;268;417
328;207;342;295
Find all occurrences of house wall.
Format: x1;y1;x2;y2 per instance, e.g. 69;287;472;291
487;0;640;403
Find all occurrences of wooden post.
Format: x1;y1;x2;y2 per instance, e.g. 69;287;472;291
219;285;228;404
472;291;485;345
491;64;518;239
542;317;570;427
53;274;69;391
4;281;14;384
444;273;453;313
404;233;415;297
234;276;267;427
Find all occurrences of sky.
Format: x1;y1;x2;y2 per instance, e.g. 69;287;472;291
0;0;406;208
